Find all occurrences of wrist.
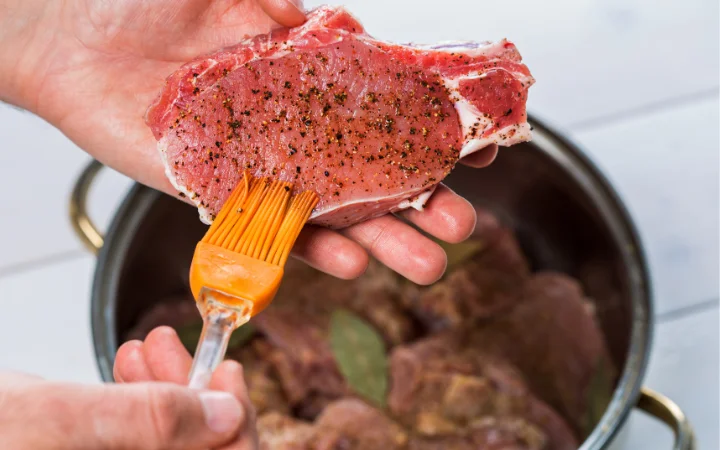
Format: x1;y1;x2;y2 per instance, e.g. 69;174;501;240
0;0;61;112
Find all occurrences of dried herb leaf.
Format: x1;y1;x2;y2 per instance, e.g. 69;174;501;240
432;237;485;273
176;321;256;354
583;353;615;436
329;309;388;407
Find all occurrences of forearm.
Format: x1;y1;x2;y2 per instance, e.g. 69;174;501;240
0;0;59;112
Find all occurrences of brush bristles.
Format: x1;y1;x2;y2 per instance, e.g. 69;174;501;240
202;172;319;267
267;191;318;266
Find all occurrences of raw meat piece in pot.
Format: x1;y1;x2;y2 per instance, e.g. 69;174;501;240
401;227;530;330
468;272;616;435
387;333;578;450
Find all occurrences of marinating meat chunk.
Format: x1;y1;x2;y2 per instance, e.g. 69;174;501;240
401;227;530;330
388;333;577;450
467;273;616;435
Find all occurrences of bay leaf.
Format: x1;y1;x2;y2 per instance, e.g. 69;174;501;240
431;237;486;273
176;320;256;354
329;309;388;407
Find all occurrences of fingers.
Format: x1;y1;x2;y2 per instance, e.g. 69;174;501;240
210;361;251;404
112;329;258;448
399;184;476;244
14;381;245;449
257;0;306;27
0;371;44;387
157;152;496;288
290;154;495;283
115;328;249;394
460;144;499;168
142;327;194;384
292;226;369;279
342;215;447;285
114;340;153;382
212;361;259;450
115;327;191;384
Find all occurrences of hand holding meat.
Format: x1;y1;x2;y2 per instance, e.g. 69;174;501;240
0;328;255;449
0;0;514;285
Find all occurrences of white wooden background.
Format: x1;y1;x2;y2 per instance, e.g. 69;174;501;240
0;0;717;448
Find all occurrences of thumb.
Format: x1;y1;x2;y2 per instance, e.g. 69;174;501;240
9;381;245;449
258;0;307;28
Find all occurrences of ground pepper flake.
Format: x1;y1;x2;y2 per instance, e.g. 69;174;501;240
334;92;348;105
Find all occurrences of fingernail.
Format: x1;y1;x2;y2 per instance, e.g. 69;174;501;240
199;391;244;434
286;0;304;12
158;326;177;336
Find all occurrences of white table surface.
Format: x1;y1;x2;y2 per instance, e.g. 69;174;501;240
0;0;717;448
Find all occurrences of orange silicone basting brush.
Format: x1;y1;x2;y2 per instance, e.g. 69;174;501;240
187;171;318;388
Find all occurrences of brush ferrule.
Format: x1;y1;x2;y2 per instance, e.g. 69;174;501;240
190;241;284;316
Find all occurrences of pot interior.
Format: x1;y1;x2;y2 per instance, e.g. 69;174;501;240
93;120;650;448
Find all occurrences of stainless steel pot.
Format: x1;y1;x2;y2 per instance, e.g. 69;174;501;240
71;116;695;450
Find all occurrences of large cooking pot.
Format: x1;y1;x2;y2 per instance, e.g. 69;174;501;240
71;116;694;450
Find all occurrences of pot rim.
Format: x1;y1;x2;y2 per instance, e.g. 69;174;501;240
88;114;654;449
522;114;654;449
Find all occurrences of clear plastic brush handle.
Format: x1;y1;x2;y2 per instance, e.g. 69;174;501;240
187;288;252;389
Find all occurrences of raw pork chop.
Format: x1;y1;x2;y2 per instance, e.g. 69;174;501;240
146;5;534;228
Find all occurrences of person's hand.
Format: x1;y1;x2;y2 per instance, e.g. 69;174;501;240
113;326;258;449
0;329;255;449
0;0;497;285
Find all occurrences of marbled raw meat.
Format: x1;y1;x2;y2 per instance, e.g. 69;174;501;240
146;5;534;228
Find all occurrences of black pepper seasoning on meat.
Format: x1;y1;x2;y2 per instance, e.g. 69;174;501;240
384;116;394;133
334;92;348;105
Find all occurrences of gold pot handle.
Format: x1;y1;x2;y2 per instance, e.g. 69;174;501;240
637;387;696;450
69;159;105;255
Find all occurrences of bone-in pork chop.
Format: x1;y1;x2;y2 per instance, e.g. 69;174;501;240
145;5;534;228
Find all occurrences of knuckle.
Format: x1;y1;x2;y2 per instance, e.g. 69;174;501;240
146;387;184;445
367;221;392;255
